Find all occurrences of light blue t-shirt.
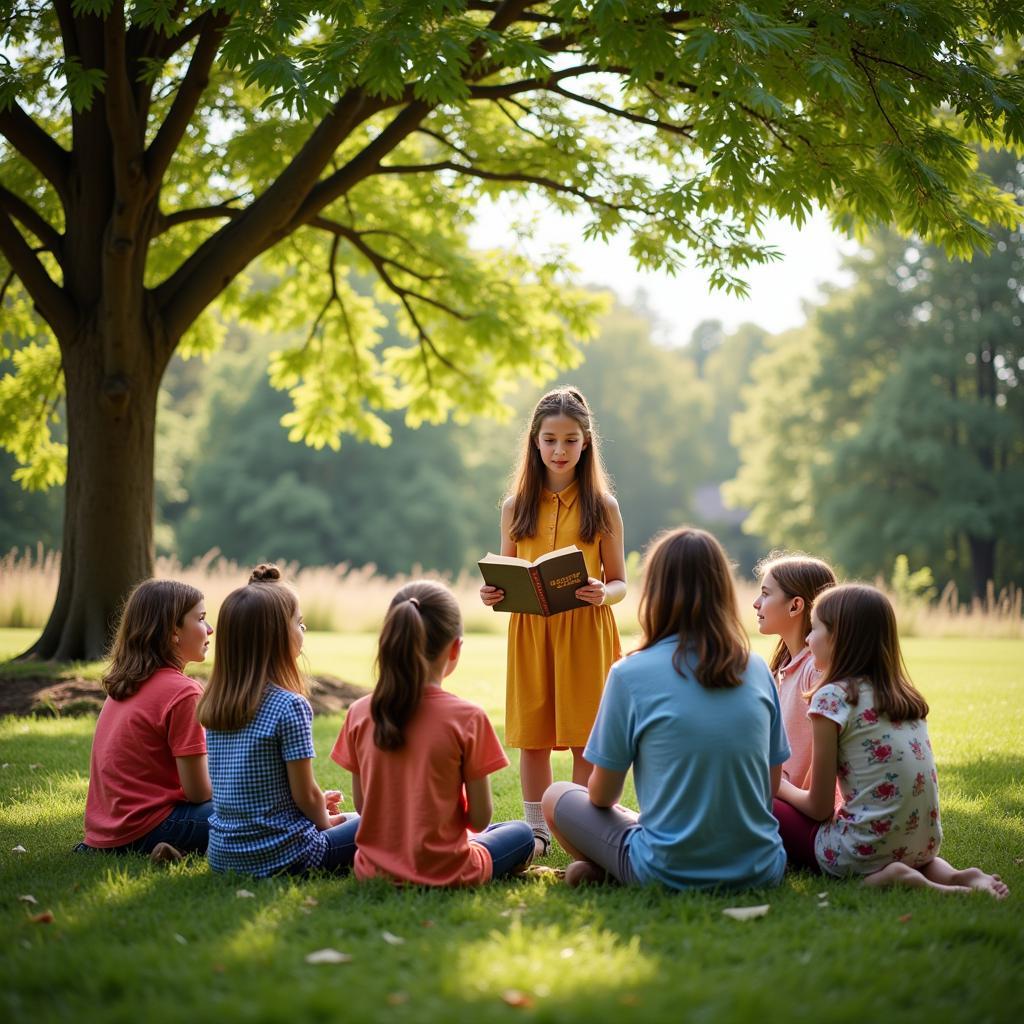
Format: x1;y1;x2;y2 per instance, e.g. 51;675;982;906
584;639;789;890
207;686;327;876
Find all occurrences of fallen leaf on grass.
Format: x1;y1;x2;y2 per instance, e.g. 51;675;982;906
302;896;319;907
386;992;410;1006
173;933;188;945
305;948;352;965
18;895;38;905
816;891;828;899
381;931;405;946
722;904;770;921
11;845;26;854
28;763;42;770
420;919;434;928
899;913;913;924
235;889;255;899
1015;857;1023;866
29;910;54;924
501;990;534;1009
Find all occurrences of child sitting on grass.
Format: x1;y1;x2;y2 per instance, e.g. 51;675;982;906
543;527;789;890
773;583;1008;898
198;565;358;877
332;580;534;886
77;579;213;861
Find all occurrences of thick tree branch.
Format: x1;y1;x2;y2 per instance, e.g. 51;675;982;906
103;3;141;192
288;101;431;230
0;208;76;339
155;89;389;346
53;0;81;61
155;200;246;234
0;103;72;205
0;183;63;252
144;12;230;202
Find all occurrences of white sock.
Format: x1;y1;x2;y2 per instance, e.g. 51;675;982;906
524;800;550;839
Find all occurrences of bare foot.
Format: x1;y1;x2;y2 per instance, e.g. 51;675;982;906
565;860;608;888
863;862;972;895
947;867;1010;900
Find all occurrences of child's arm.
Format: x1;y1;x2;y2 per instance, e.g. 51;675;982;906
286;758;345;830
175;754;212;803
588;765;627;807
777;714;839;821
464;776;493;832
481;498;516;606
580;496;627;606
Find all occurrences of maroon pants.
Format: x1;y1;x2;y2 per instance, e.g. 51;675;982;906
772;798;822;873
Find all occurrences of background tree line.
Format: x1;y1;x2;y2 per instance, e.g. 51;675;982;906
3;156;1022;595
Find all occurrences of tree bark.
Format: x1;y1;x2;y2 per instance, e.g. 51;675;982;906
22;328;160;661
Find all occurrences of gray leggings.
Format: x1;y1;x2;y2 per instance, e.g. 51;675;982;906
549;783;640;884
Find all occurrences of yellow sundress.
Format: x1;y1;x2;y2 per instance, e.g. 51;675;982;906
505;480;622;749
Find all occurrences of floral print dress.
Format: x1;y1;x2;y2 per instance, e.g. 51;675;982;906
811;680;941;877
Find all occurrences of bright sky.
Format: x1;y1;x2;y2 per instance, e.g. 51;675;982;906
474;201;860;347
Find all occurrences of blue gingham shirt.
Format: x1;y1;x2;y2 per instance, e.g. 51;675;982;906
207;686;327;876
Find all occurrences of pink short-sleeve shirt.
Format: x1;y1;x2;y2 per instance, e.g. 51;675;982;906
332;687;509;886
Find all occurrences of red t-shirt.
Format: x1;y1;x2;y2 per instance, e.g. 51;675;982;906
331;687;509;886
84;667;206;847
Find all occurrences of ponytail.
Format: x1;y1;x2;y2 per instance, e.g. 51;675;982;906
371;582;462;750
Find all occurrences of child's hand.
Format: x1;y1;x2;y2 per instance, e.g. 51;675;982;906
324;789;344;813
326;811;348;829
480;584;505;607
575;577;607;606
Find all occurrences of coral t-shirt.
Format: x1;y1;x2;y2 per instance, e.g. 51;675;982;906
84;667;206;847
331;687;509;886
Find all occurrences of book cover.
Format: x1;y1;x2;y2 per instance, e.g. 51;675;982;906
478;546;590;616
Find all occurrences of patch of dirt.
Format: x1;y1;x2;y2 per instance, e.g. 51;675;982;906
0;672;368;718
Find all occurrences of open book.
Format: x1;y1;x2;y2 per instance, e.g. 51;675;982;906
478;545;590;616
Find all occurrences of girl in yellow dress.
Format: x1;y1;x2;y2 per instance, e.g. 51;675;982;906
480;386;627;856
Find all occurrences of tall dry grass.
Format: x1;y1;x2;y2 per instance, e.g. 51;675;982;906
1;548;1021;639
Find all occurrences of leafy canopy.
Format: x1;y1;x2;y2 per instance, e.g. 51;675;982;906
2;1;1024;487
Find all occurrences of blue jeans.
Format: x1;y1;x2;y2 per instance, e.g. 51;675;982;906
75;801;213;855
317;814;361;873
469;820;535;879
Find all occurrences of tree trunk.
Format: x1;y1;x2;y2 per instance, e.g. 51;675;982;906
21;329;160;662
967;534;996;603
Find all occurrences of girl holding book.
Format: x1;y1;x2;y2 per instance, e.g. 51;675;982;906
543;527;789;889
78;579;213;859
198;565;359;877
774;583;1007;897
752;552;837;788
480;386;626;857
332;580;535;886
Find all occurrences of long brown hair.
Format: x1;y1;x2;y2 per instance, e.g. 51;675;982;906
371;580;462;750
813;584;929;720
102;579;204;700
637;527;749;689
197;565;307;731
754;552;837;673
508;386;613;543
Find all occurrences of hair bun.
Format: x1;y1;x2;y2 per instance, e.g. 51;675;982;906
249;563;282;584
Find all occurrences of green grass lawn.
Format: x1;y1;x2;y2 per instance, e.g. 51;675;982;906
1;630;1023;1024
